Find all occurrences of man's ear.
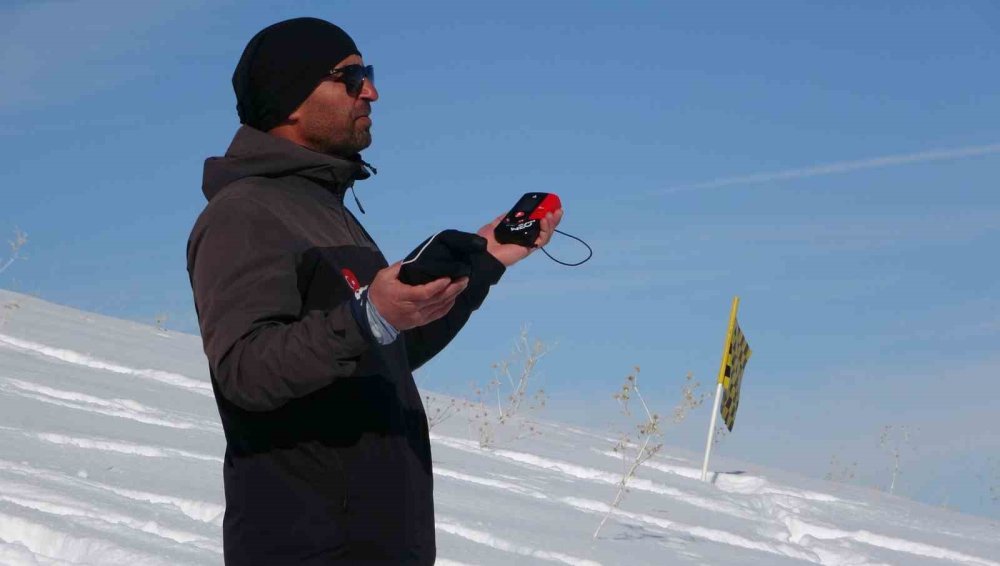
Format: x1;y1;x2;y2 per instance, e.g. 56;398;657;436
268;108;301;135
284;108;303;124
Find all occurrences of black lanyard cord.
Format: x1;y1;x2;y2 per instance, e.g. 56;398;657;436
540;229;593;266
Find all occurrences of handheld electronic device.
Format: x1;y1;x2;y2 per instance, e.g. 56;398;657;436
493;192;563;247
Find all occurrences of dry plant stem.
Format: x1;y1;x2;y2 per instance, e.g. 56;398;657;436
495;332;546;422
880;425;912;495
635;384;653;423
0;228;28;276
595;426;655;538
595;371;661;539
0;301;19;329
0;229;28;329
713;423;728;446
597;370;702;538
990;459;999;504
470;327;549;448
495;385;503;420
425;396;461;430
825;453;858;484
674;373;706;424
987;457;1000;505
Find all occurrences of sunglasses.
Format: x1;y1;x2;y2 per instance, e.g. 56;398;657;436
326;64;374;97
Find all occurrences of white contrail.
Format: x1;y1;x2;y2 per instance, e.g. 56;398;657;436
663;142;1000;193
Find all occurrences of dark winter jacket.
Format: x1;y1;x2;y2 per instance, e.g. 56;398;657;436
186;126;504;564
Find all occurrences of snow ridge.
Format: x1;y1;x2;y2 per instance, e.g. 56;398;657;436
0;379;218;432
785;517;1000;566
23;430;222;463
437;516;602;566
0;333;211;397
0;460;224;527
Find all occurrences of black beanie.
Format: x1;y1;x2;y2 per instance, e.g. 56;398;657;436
232;17;361;131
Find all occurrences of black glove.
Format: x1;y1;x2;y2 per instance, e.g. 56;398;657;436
398;229;488;285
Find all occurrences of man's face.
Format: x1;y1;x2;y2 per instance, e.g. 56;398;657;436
288;54;378;157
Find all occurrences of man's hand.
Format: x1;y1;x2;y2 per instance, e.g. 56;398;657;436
477;209;563;267
368;263;469;331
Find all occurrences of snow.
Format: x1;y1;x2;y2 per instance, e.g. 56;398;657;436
1;288;998;565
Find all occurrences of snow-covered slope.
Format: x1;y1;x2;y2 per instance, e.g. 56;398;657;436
0;289;997;565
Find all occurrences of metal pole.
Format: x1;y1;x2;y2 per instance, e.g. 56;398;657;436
701;382;724;482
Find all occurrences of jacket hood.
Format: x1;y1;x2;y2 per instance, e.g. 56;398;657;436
202;125;372;201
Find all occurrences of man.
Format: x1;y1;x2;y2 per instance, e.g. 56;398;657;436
186;17;561;564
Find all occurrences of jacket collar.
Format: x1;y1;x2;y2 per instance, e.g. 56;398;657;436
202;125;371;202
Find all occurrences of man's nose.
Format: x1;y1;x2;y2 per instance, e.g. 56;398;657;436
361;79;378;102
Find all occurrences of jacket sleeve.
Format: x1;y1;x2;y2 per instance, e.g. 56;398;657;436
187;196;370;412
403;251;505;371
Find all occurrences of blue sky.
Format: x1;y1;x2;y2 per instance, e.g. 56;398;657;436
2;1;999;519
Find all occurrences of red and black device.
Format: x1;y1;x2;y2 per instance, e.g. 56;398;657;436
493;192;562;247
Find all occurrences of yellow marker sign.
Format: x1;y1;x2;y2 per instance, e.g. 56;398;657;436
717;297;752;431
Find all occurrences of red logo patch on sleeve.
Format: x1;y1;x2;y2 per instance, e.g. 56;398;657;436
341;268;361;293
